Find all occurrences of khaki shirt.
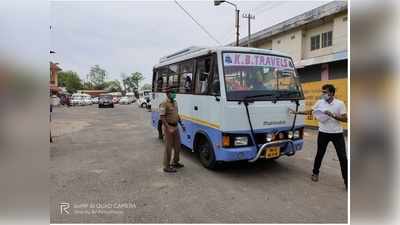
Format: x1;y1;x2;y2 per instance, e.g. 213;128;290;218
159;99;179;124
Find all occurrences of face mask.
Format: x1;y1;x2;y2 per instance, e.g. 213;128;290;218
169;93;176;101
321;93;330;101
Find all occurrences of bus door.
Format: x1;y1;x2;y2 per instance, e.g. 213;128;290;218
192;54;221;140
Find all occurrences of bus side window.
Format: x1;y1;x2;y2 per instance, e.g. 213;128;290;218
168;64;179;91
178;60;193;94
156;70;163;92
210;58;220;96
160;67;168;92
194;57;211;95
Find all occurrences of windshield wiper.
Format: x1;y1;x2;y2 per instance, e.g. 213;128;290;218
276;90;301;98
238;93;279;104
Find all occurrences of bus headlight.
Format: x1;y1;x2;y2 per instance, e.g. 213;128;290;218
293;130;300;139
288;131;293;139
234;136;248;146
266;133;273;142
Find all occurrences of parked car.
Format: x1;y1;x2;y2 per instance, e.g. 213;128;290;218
83;96;93;105
51;95;60;106
119;96;131;104
59;94;71;106
91;97;99;104
126;92;136;103
99;95;114;108
70;95;82;106
112;97;120;104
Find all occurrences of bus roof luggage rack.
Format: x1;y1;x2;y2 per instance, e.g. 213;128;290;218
159;46;206;63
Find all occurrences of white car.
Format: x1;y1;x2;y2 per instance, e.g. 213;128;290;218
83;96;93;105
51;95;60;106
119;96;131;104
91;97;99;104
70;96;82;106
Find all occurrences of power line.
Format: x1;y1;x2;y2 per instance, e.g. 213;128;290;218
174;0;222;45
254;2;287;16
251;1;274;14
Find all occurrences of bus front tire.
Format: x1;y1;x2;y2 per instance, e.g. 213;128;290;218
195;135;217;169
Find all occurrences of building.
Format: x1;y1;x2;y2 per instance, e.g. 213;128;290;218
50;62;62;95
78;90;109;97
237;1;348;128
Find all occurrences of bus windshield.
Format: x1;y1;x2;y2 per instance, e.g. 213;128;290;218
223;52;303;101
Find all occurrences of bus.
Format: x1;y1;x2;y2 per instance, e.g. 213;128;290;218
151;46;305;169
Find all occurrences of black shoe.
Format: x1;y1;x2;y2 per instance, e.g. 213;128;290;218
311;174;319;182
163;166;177;173
171;162;184;168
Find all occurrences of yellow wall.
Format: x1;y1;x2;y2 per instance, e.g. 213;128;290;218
301;79;348;128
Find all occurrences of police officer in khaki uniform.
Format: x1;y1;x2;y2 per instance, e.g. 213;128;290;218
159;87;186;173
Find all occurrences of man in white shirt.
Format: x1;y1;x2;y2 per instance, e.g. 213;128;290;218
290;84;348;189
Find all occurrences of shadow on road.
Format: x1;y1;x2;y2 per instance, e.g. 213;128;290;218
179;144;291;177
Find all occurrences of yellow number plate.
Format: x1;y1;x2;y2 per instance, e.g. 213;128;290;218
265;147;280;159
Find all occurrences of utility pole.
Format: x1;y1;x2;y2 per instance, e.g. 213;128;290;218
242;13;255;47
214;0;240;46
235;8;240;46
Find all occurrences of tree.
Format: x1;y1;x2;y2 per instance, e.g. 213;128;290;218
104;80;122;92
120;73;128;91
130;72;144;90
58;70;82;93
122;72;144;92
87;65;107;89
141;83;152;90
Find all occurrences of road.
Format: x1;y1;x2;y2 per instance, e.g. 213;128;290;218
50;104;347;223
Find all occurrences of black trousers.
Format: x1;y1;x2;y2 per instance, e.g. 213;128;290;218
313;132;348;186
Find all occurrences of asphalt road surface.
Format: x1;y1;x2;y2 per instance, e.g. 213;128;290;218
50;104;347;223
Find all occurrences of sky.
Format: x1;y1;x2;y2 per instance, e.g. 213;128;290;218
50;0;330;86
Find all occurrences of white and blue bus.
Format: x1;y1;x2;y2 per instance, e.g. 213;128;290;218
151;46;305;169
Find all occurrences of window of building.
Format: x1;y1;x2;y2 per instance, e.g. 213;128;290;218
290;35;295;40
342;16;347;22
277;40;281;44
321;31;332;48
310;35;320;51
178;60;194;94
194;57;211;95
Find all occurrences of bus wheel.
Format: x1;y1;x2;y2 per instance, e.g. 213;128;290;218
141;103;147;108
196;135;216;169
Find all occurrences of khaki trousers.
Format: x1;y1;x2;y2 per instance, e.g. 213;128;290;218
163;126;181;168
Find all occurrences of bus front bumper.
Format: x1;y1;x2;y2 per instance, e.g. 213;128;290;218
216;139;304;162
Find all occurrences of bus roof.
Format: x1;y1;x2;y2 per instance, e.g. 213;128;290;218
154;46;291;68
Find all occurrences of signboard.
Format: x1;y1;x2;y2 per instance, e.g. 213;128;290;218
223;53;294;69
301;79;348;129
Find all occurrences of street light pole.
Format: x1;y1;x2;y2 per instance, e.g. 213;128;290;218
242;13;255;47
235;8;240;46
214;0;240;46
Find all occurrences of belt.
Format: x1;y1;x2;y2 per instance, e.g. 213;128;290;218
168;122;178;127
